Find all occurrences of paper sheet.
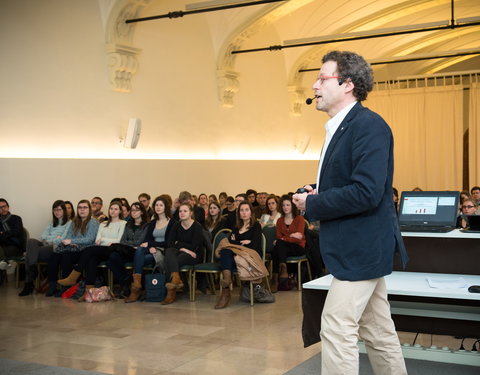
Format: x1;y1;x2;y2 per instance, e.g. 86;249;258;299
426;277;469;289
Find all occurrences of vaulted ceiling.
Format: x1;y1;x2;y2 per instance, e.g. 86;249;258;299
106;0;480;109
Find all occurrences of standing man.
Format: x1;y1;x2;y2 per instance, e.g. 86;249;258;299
293;51;408;375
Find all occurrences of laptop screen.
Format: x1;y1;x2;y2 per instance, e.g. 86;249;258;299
398;191;460;228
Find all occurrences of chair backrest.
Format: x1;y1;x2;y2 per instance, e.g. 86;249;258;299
202;230;213;263
260;233;267;261
212;228;232;262
262;225;276;254
22;227;30;252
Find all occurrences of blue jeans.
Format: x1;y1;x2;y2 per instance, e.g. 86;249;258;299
133;247;155;274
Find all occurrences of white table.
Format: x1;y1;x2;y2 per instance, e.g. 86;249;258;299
302;272;480;366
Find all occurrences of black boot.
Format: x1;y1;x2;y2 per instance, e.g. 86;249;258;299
18;282;34;297
45;282;57;297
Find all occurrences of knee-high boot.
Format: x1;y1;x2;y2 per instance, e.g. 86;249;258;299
125;273;142;303
215;270;232;309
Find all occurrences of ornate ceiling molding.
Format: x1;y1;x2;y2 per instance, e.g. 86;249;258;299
216;0;315;107
105;0;153;92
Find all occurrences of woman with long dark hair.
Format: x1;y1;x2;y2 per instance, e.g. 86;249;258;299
271;195;305;292
18;200;71;296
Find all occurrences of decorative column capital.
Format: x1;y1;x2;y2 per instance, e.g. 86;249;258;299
217;70;240;108
106;43;141;93
288;86;305;116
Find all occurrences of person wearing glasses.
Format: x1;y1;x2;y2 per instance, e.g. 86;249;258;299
138;193;154;220
457;198;478;228
292;51;407;374
91;196;106;222
0;198;24;271
46;200;99;297
57;200;126;300
18;200;71;296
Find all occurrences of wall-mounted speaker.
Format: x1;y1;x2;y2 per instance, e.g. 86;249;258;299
124;118;141;149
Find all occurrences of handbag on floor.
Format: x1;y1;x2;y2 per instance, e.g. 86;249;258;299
144;265;166;302
85;286;115;303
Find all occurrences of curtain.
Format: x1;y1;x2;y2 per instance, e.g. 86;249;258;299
469;82;480;187
366;86;464;193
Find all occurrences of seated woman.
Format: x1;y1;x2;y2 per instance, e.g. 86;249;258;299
271;195;305;293
457;198;478;228
106;201;149;298
162;203;204;305
120;198;131;222
197;193;209;218
64;201;75;220
57;200;126;300
215;201;263;309
204;201;226;241
46;200;99;297
19;200;71;296
125;196;175;303
259;195;281;227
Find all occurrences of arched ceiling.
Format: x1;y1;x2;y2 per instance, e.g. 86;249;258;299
106;0;480;111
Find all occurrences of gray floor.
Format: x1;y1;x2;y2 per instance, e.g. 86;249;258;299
285;352;480;375
0;359;109;375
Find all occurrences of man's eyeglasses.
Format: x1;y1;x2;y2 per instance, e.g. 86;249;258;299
0;205;8;209
318;75;342;85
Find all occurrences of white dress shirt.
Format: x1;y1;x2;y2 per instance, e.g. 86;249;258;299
316;101;357;185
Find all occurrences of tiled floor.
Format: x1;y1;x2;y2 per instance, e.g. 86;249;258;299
0;277;476;375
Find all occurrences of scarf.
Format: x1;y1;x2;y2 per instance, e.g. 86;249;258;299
0;213;12;233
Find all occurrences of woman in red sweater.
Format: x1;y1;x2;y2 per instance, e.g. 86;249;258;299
271;195;305;292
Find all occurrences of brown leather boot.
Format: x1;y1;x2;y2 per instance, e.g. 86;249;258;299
124;273;142;303
279;263;288;279
77;285;94;302
57;270;82;287
161;287;176;305
165;272;184;290
214;287;231;309
220;270;232;288
271;273;279;293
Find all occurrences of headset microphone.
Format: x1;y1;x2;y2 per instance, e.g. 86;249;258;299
305;97;314;105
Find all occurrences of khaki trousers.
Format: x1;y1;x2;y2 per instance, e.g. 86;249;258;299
320;277;407;375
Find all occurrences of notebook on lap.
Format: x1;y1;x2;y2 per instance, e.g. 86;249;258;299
398;191;460;233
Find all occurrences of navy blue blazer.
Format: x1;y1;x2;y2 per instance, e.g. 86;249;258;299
306;102;408;281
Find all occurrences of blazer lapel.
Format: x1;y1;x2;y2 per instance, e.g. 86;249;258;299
318;102;363;182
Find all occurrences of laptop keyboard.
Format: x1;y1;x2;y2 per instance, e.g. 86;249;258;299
400;226;455;233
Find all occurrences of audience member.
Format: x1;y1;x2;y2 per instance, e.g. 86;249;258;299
120;198;131;221
224;194;246;230
162;203;204;305
471;186;480;214
412;187;422;191
138;193;154;220
91;196;106;222
0;198;24;265
64;201;75;220
18;200;71;296
125;196;174;303
392;187;399;212
246;189;258;206
218;192;228;210
460;190;471;203
259;195;281;227
197;193;209;217
173;191;205;226
205;201;226;240
254;192;268;219
222;196;235;216
107;201;149;298
57;201;126;301
271;195;305;293
215;201;263;309
457;198;478;228
46;200;99;297
208;194;218;204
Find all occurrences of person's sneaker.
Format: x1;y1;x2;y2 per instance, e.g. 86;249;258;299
253;284;275;303
0;261;7;270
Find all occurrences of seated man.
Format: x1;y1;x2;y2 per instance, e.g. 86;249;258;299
138;192;154;220
471;186;480;214
91;196;106;222
224;193;246;230
254;192;268;219
0;199;24;267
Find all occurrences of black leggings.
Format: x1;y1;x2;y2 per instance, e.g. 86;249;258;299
272;239;305;273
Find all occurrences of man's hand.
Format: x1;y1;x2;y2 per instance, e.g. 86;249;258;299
292;192;308;211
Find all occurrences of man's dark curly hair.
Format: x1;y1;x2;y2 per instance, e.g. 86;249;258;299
322;51;373;101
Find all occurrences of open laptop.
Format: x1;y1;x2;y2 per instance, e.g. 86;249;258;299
463;215;480;233
398;191;459;233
